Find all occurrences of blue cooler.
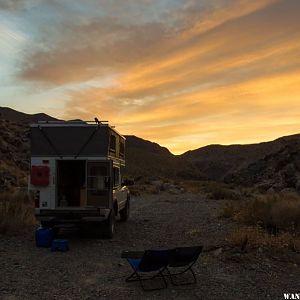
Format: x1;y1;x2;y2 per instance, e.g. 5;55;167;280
35;227;54;248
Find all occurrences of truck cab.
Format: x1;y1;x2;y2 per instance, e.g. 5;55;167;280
29;120;130;238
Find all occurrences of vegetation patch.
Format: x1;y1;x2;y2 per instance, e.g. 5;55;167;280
182;180;241;199
223;192;300;252
0;191;36;235
227;226;300;253
223;193;300;232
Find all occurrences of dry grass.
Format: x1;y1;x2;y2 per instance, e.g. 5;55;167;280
231;193;300;232
186;228;202;238
182;180;240;199
224;192;300;253
0;190;36;235
227;226;300;252
221;202;240;218
0;159;28;190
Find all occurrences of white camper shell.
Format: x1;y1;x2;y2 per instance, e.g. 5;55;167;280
29;120;130;238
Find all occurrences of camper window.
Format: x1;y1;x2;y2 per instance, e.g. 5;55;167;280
120;141;125;158
113;167;120;188
110;135;116;152
88;166;108;193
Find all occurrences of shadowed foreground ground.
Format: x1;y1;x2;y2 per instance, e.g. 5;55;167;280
1;193;299;300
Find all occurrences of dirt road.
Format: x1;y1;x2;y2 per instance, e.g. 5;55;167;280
1;193;299;299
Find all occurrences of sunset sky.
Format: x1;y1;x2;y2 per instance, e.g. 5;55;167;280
1;0;300;154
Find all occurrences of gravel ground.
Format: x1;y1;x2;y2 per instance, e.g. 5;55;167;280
0;192;300;300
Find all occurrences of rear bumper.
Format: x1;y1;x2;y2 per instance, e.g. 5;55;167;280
35;208;111;224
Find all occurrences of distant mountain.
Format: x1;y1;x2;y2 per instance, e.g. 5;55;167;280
0;107;59;123
124;135;204;180
180;135;300;181
224;136;300;191
1;107;300;193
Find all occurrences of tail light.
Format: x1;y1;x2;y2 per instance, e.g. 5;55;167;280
34;191;40;208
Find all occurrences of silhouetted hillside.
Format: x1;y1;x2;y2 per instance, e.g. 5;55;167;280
1;107;300;192
0;107;58;123
0;119;29;190
225;136;300;191
181;136;300;181
124;135;204;180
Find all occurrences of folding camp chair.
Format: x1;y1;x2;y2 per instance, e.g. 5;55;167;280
165;246;203;286
122;249;174;291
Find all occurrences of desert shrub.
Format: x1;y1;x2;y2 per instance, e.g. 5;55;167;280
220;201;240;218
128;185;141;196
271;194;300;230
208;185;239;200
146;185;160;194
186;228;202;238
180;180;202;193
0;191;36;235
226;192;300;233
201;181;240;200
227;226;300;252
181;180;241;199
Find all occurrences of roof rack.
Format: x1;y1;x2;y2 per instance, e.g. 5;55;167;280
37;120;109;125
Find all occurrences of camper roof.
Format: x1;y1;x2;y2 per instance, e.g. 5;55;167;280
30;120;125;140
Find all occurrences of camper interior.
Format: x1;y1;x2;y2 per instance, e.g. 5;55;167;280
56;160;111;208
57;160;86;207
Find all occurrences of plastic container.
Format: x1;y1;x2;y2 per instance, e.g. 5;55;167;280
35;227;54;248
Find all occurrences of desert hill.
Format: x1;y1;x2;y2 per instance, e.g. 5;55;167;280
1;107;300;193
181;134;300;181
0;107;58;123
124;135;204;180
225;135;300;191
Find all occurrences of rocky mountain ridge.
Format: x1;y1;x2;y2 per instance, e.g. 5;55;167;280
1;107;300;193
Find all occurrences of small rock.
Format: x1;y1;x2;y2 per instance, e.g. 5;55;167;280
169;188;180;195
213;248;223;256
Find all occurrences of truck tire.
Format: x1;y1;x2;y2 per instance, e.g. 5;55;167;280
120;198;130;222
102;211;115;239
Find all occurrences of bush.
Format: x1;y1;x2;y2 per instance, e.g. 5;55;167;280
227;226;300;252
242;193;299;231
201;181;240;200
220;202;239;218
223;192;300;233
181;180;241;199
0;191;36;235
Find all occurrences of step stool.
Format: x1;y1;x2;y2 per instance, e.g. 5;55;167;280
51;239;69;252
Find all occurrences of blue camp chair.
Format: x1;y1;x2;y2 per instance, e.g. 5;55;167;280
165;246;203;286
123;249;174;291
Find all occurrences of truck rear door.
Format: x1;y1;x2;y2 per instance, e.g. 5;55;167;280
87;161;112;208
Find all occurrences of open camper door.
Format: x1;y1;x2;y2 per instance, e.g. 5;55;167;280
87;161;112;209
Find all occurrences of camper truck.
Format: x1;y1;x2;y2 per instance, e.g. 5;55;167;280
29;120;130;238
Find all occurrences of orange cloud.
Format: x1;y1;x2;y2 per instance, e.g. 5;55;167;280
9;0;300;153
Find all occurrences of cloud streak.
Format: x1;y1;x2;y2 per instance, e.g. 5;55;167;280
2;0;300;153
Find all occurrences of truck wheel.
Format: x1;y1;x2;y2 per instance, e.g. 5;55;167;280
120;198;130;222
102;211;115;239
